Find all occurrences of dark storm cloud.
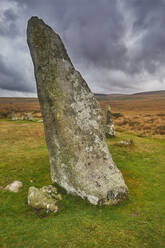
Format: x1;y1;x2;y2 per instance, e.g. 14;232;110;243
123;0;165;74
0;7;20;38
0;0;165;95
0;55;35;92
16;0;126;70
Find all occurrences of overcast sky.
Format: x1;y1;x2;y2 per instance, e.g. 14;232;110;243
0;0;165;96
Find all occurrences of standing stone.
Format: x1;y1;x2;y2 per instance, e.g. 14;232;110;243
105;105;115;137
11;112;17;121
20;112;25;120
27;113;34;121
27;17;128;205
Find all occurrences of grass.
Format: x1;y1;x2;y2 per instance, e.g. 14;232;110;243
0;120;165;248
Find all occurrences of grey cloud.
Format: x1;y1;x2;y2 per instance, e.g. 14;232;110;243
122;0;165;74
10;0;127;71
0;7;20;38
4;8;18;21
0;0;165;95
0;55;35;93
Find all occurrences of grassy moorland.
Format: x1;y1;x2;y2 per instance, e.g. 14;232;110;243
99;91;165;136
0;91;165;136
0;119;165;248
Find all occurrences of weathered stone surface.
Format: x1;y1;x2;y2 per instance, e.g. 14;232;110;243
115;139;134;147
105;124;115;138
20;112;25;120
27;17;128;205
5;181;23;192
28;185;61;212
11;112;17;121
27;113;34;121
105;105;115;137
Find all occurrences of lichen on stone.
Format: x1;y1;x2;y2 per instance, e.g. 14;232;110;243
28;185;62;212
27;16;128;206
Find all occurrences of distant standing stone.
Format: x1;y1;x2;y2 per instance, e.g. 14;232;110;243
27;113;34;121
20;112;25;120
5;181;23;192
105;105;115;137
11;112;17;121
27;17;128;205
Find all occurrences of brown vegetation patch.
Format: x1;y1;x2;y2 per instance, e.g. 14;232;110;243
0;94;165;136
0;98;41;118
99;93;165;136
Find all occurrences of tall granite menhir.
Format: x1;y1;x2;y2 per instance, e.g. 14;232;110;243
27;17;128;205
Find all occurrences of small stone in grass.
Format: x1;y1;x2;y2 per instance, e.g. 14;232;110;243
28;185;62;213
5;181;23;192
